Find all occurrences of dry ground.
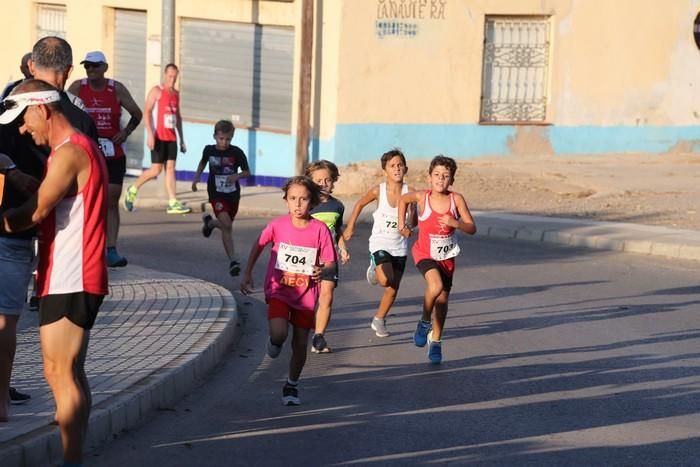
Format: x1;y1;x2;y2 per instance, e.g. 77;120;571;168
334;153;700;230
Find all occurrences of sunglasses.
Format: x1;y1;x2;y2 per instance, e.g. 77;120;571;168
83;62;103;69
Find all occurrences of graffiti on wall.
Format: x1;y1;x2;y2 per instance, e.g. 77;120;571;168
375;0;447;38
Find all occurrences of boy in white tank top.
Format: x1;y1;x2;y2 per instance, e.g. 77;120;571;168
343;149;415;337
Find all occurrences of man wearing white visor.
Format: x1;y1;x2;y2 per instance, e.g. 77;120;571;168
0;79;108;467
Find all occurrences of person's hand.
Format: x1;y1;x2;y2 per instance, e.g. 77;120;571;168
339;248;350;264
399;225;413;238
240;274;254;295
438;214;457;229
342;227;354;241
311;264;323;282
226;174;239;184
146;133;155;151
112;130;129;145
191;181;198;192
180;141;187;154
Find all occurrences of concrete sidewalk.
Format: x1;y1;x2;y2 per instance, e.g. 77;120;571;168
127;176;700;262
0;266;237;467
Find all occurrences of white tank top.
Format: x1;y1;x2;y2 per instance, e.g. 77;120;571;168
369;182;409;256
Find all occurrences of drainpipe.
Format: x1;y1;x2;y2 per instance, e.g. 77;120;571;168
162;0;175;67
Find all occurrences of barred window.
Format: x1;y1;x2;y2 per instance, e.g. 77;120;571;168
480;16;550;123
36;3;67;40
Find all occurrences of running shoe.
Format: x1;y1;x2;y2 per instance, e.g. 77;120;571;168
413;319;431;347
311;333;332;353
166;200;191;214
267;339;282;359
282;383;300;406
106;248;128;268
366;255;378;286
9;387;30;405
123;185;137;212
427;331;442;364
371;317;389;337
201;214;214;238
229;260;241;276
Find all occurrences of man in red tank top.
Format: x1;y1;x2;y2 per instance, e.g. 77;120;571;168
0;79;108;466
68;50;143;268
123;63;191;214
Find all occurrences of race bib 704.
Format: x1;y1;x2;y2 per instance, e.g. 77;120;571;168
275;242;317;276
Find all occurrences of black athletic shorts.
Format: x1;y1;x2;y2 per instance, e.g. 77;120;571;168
151;139;178;164
416;259;453;292
105;157;126;185
321;262;339;285
371;250;407;274
39;291;104;330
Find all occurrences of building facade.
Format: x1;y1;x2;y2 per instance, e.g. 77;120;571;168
2;0;699;184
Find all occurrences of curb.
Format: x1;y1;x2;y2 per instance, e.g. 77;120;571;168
2;284;239;467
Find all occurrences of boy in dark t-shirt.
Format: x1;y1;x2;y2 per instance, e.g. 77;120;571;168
192;120;250;276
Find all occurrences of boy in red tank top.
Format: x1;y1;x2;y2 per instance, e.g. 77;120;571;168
398;155;476;363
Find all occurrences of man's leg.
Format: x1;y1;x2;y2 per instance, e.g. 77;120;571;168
132;163;163;191
40;318;90;464
0;314;19;422
165;160;177;201
107;184;122;248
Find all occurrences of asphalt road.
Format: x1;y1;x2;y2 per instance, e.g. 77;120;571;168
91;211;700;466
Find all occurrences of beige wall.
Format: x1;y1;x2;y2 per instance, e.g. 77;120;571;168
335;0;700;127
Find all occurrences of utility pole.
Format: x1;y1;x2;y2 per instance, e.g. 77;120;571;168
162;0;175;66
295;0;313;175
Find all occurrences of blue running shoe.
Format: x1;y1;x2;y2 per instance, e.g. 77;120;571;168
427;332;442;364
106;248;128;268
413;320;431;347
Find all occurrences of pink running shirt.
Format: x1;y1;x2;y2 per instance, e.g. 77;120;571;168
259;215;336;311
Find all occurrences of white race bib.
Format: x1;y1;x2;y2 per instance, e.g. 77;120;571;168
164;113;176;129
378;212;399;234
275;243;317;276
98;138;115;157
430;234;460;261
214;175;237;193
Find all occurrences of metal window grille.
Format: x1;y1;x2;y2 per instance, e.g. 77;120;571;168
36;4;67;39
480;16;550;123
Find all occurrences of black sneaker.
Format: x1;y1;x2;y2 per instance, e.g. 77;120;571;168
282;383;300;406
9;387;30;405
311;333;331;353
229;260;241;277
202;214;214;238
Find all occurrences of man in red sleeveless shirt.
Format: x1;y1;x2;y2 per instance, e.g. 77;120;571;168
68;51;142;268
124;63;190;214
0;79;108;466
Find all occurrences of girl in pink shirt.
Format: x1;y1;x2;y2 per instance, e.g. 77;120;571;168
241;176;336;405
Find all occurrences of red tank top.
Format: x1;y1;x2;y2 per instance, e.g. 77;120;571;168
412;190;459;274
38;133;109;297
155;85;179;142
79;79;124;158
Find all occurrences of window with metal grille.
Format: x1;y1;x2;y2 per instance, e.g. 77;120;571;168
480;16;550;123
180;18;294;131
36;3;67;39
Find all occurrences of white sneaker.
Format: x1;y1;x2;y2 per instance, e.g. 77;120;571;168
366;264;378;286
371;318;389;337
267;339;282;358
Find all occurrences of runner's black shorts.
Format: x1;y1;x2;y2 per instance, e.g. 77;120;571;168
371;250;407;274
151;139;178;164
39;291;104;330
416;259;453;292
105;157;126;185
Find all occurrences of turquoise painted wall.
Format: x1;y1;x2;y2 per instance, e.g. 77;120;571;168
145;122;700;183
